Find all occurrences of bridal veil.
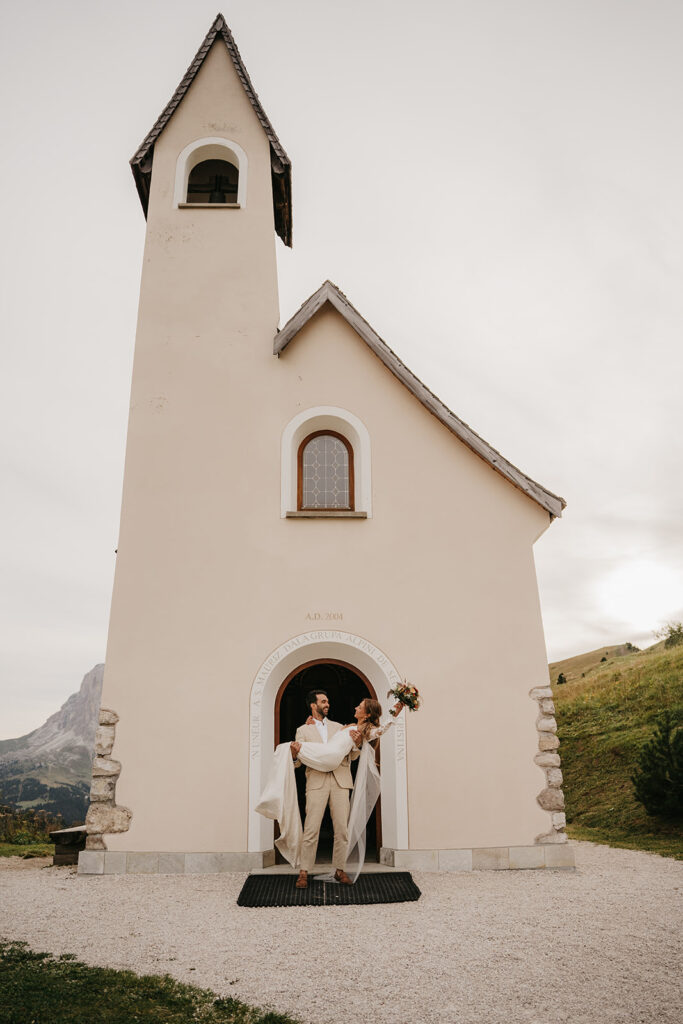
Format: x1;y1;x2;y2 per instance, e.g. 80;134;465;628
255;732;381;881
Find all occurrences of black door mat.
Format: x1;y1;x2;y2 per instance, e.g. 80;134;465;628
237;871;421;907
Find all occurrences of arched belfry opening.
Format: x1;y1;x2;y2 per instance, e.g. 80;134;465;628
186;157;238;204
274;659;382;863
173;138;249;210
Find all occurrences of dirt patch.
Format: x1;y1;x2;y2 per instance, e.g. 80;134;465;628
0;856;53;872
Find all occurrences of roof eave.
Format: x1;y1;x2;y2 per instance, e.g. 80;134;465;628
275;281;566;519
130;163;150;217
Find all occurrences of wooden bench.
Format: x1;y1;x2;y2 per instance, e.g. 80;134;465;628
49;825;86;865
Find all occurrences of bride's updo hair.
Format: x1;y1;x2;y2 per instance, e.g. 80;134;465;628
358;698;382;743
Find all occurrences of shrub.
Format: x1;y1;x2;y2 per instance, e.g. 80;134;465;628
557;672;567;685
631;710;683;820
656;622;683;649
12;831;37;846
0;805;63;843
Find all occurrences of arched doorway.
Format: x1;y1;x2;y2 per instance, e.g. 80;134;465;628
274;659;382;863
248;630;408;859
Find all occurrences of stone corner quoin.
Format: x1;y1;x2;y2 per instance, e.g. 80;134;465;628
84;707;132;851
529;685;567;844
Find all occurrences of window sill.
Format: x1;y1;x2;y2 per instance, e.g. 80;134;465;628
177;202;241;209
286;510;367;519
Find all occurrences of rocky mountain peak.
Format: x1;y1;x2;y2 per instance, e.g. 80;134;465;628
0;664;103;764
0;664;104;824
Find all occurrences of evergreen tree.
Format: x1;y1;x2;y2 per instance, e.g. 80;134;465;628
631;710;683;820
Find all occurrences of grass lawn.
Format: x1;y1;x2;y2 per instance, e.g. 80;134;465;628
566;823;682;860
555;644;683;861
0;842;53;859
0;941;299;1024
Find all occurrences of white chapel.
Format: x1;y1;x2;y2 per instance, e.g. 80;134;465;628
80;13;572;875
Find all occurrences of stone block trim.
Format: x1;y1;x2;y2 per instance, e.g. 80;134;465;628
472;846;509;870
78;850;277;875
543;844;576;868
509;845;545;870
381;846;575;871
392;849;439;871
529;685;568;844
84;708;132;851
77;850;105;875
94;724;116;757
77;845;575;875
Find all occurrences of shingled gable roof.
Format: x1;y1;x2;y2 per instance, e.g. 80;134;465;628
275;281;566;519
130;13;292;247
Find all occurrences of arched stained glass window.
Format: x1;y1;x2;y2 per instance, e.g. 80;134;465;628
297;431;354;510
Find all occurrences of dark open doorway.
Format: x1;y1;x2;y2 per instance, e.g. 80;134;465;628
274;659;382;864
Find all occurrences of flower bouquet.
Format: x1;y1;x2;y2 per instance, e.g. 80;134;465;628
387;681;421;715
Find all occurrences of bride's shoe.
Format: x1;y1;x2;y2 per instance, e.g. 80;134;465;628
334;869;352;885
295;870;308;889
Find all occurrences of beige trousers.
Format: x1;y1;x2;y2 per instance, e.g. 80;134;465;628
299;773;350;872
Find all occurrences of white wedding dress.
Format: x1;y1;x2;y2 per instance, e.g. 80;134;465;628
255;721;393;881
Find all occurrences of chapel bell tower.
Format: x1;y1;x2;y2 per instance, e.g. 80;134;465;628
129;12;291;337
93;14;293;854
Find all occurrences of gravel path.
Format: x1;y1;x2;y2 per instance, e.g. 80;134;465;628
1;842;681;1024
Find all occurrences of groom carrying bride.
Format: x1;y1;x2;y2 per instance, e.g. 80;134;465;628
256;682;416;883
289;689;360;889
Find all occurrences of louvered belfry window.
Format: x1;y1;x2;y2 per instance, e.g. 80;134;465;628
298;431;354;510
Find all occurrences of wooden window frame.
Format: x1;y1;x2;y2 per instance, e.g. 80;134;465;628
297;430;355;512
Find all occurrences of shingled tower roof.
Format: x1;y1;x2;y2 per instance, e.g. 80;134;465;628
130;13;292;246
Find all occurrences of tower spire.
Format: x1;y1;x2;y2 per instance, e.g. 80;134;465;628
129;13;292;245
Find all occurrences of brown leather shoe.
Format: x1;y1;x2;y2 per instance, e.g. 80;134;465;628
334;869;352;885
295;870;308;889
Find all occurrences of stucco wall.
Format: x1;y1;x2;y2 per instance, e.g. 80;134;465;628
101;40;556;854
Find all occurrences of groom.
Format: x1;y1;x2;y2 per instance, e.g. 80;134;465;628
290;689;360;888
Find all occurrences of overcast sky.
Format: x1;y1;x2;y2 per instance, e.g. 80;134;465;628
2;0;682;738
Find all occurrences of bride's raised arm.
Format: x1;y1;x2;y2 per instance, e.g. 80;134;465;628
367;701;404;740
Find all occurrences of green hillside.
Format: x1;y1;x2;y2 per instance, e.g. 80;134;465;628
549;642;646;685
553;643;683;859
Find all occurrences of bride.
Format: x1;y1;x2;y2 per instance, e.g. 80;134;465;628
256;697;404;881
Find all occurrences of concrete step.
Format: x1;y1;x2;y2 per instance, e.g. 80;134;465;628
251;861;402;875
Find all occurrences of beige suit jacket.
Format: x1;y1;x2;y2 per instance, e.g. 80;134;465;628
294;720;359;790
